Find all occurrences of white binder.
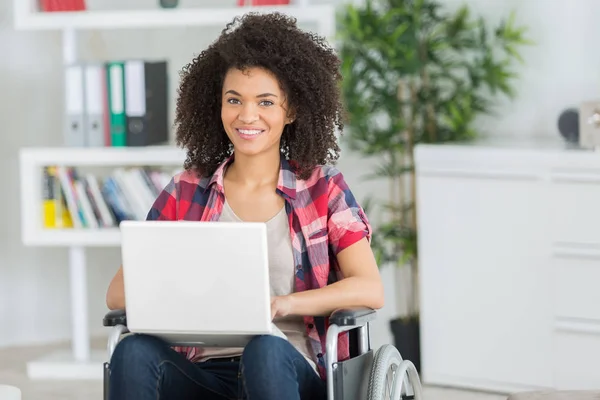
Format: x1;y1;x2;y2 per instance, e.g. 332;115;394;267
64;64;86;147
84;64;106;147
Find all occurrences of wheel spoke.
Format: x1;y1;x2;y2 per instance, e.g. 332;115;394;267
385;363;398;399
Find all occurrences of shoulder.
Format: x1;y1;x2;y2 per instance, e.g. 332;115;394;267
298;164;344;185
170;168;211;196
147;168;212;221
295;164;358;212
172;168;210;186
298;164;351;193
298;165;371;250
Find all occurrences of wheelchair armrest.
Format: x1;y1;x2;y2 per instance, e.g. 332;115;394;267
103;309;127;327
329;307;376;327
103;308;376;328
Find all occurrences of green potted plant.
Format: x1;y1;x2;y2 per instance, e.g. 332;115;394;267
337;0;531;371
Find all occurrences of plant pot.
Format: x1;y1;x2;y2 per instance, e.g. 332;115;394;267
389;316;421;372
159;0;179;8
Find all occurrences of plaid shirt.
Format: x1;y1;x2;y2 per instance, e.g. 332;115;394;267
146;155;372;380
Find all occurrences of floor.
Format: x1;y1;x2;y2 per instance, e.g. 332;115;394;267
0;340;509;400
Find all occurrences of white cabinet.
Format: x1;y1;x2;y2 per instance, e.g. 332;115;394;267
415;141;600;393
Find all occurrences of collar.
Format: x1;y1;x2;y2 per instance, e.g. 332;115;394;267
206;153;297;200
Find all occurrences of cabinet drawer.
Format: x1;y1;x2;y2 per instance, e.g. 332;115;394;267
553;330;600;389
549;169;600;244
552;250;600;322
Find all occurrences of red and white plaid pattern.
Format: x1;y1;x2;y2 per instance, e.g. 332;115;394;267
146;155;372;380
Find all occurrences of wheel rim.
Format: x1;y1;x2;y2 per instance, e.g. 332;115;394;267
368;345;423;400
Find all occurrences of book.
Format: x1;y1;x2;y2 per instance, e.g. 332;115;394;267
40;0;87;12
41;165;179;230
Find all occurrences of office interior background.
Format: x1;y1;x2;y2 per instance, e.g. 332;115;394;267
1;0;599;399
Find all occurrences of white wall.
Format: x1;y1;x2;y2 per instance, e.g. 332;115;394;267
1;0;598;350
443;0;600;138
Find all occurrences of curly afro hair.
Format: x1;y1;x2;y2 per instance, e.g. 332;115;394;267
174;12;344;180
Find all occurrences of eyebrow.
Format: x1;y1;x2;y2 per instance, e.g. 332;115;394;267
224;90;278;98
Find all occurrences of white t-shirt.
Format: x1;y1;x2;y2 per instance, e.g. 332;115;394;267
198;200;317;372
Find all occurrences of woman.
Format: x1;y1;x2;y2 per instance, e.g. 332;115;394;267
106;12;384;400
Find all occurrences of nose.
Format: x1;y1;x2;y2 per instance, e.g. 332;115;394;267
237;103;259;124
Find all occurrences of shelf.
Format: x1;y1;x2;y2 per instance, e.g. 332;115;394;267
19;146;187;248
13;4;336;38
19;146;187;167
23;228;121;247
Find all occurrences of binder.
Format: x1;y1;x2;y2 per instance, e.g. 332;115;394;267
106;61;127;147
83;64;107;147
64;64;86;147
124;60;169;147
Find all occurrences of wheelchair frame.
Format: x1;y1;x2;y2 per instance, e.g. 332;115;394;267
103;307;423;400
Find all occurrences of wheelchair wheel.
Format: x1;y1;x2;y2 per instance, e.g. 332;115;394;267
367;344;422;400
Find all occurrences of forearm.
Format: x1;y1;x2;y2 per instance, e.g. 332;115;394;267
106;266;126;310
288;276;384;317
106;285;125;310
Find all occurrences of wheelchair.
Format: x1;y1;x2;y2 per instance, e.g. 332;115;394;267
102;307;423;400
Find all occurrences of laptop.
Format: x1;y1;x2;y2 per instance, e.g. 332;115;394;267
119;220;273;347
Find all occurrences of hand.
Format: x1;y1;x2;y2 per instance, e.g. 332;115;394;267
270;295;293;320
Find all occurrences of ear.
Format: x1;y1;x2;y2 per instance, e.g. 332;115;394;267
286;110;296;125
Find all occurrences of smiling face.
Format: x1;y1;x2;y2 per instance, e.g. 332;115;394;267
221;67;293;158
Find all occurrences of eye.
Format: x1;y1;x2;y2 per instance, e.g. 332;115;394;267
226;98;241;105
259;100;274;107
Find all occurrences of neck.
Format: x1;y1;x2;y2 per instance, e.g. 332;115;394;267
226;149;281;187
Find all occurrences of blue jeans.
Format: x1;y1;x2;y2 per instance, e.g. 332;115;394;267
108;334;327;400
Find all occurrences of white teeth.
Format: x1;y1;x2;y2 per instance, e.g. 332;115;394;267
238;129;262;135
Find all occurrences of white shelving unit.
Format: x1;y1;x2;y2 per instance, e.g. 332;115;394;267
19;146;186;380
14;0;336;380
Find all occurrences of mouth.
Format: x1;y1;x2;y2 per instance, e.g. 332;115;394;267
235;128;265;140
